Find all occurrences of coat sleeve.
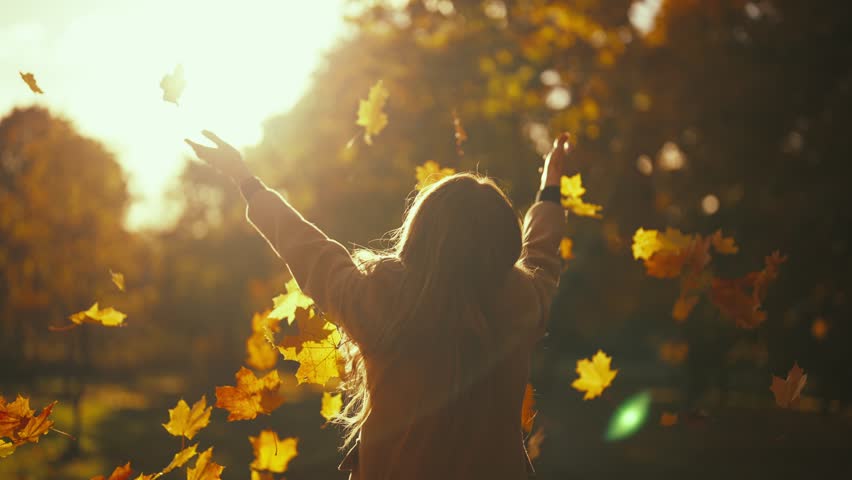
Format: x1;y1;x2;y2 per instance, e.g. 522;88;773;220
517;201;565;335
243;181;370;342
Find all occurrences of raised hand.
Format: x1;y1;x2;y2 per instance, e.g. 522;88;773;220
185;130;252;183
541;132;571;190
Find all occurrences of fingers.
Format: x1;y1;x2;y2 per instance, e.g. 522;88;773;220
202;129;228;147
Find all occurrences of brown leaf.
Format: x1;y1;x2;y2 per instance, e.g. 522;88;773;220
770;362;807;408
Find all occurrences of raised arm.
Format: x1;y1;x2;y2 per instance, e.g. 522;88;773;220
185;131;366;338
518;133;570;332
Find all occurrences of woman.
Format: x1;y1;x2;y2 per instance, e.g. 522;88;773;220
186;131;570;479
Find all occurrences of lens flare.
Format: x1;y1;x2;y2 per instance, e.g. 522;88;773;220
605;390;651;441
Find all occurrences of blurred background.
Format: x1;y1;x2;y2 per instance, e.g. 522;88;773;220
2;0;851;478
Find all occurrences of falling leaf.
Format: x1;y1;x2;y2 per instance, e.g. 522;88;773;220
247;330;278;371
277;326;344;386
560;174;603;218
249;430;298;473
251;473;276;480
631;228;661;260
186;447;224;480
571;350;618;400
215;368;285;421
710;251;786;328
0;440;15;458
521;383;536;434
526;426;545;461
320;392;342;423
770;362;807;408
160;64;186;105
0;395;33;438
162;396;211;440
415;160;456;190
247;310;279;370
110;269;126;291
277;307;337;354
19;72;43;94
268;279;314;324
672;295;699;321
15;400;56;443
710;230;739;254
159;444;198;476
64;302;127;328
90;462;133;480
559;237;574;260
560;174;586;198
660;412;678;427
356;80;389;144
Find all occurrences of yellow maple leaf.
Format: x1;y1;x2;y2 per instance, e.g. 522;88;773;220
278;327;344;386
356;80;389;145
278;307;337;354
562;197;603;218
162;396;211;440
0;439;15;458
559;238;574;260
215;368;285;421
520;383;536;433
711;229;739;254
186;447;224;480
320;392;343;423
559;174;603;218
90;462;133;480
250;430;298;473
415;160;456;190
268;279;314;324
246;330;278;371
19;72;43;94
571;350;618;400
69;302;127;327
159;444;198;476
110;269;126;291
560;174;586;198
631;228;662;260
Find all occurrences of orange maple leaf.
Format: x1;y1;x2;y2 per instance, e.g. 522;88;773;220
90;462;133;480
320;392;343;423
356;80;389;145
415;160;456;190
15;400;56;443
247;309;278;370
521;383;536;434
215;368;285;421
710;230;739;254
770;362;807;408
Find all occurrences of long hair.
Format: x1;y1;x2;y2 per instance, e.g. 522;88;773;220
335;172;523;447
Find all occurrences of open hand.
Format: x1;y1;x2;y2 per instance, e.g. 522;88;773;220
185;130;252;183
541;132;571;190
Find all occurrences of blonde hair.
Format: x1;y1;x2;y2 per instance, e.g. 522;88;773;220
335;172;523;447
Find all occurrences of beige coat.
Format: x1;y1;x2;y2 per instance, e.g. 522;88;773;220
245;182;564;480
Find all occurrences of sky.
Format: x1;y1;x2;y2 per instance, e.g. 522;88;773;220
1;0;346;229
